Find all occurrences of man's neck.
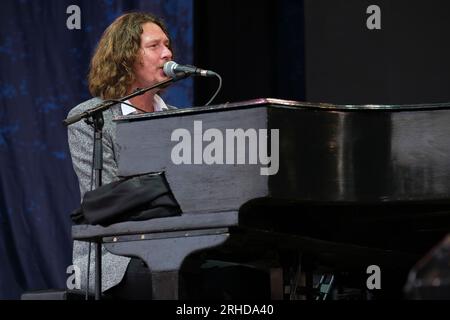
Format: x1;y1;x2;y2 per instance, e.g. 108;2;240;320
128;91;156;113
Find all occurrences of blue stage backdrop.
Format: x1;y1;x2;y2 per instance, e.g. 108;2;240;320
0;0;193;299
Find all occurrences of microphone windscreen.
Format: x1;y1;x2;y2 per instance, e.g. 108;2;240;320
163;61;178;78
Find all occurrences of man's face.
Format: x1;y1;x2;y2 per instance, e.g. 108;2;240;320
132;22;172;89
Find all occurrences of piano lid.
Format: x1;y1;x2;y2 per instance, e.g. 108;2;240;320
115;98;450;212
114;98;450;123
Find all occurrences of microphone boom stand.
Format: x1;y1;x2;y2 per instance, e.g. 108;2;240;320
63;75;186;126
63;74;187;300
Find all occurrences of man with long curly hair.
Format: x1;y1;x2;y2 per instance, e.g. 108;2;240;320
67;12;270;300
67;12;174;299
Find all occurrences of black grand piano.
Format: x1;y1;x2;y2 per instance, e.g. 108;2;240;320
73;98;450;299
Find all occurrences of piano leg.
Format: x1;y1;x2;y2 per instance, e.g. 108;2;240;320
150;271;179;299
269;267;284;299
103;228;230;299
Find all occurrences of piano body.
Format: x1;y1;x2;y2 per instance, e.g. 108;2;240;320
73;98;450;299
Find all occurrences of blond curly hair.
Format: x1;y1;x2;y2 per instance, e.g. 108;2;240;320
88;12;171;99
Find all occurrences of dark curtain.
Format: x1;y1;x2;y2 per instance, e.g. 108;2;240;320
195;0;450;105
303;0;450;104
194;0;306;105
0;0;192;299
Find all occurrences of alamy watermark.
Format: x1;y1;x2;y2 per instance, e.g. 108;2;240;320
366;264;381;290
366;5;381;30
66;264;81;290
170;121;280;175
66;5;81;30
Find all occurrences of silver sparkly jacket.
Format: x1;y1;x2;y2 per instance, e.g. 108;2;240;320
67;97;174;293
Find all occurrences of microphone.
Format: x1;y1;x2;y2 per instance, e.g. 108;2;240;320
163;61;217;78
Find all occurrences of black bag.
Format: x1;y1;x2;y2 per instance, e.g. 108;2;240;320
71;172;182;226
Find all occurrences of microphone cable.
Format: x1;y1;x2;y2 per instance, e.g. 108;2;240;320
204;72;222;106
